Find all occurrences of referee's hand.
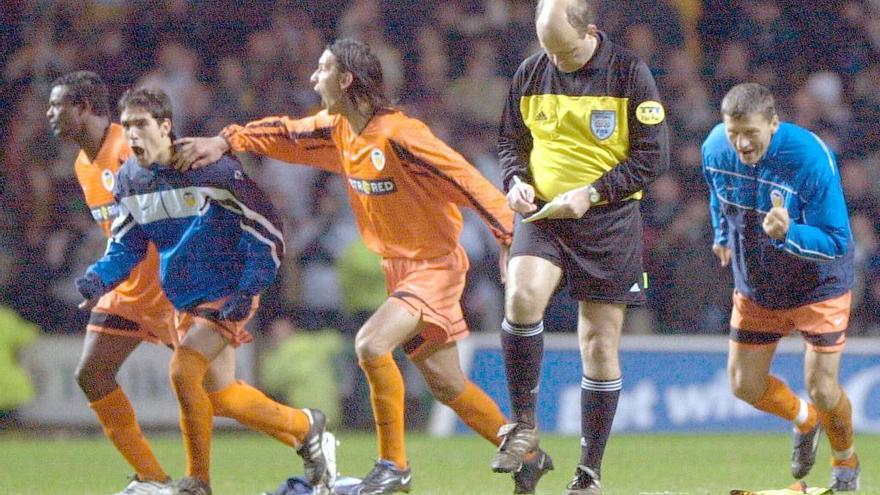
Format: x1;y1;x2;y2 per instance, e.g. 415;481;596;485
508;176;537;214
547;186;591;219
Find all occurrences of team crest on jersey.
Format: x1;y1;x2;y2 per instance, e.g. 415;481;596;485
370;148;386;171
590;111;616;140
770;189;785;209
101;169;115;191
183;191;197;208
636;100;665;125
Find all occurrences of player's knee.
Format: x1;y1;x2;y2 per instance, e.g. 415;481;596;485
579;333;616;364
728;373;763;403
428;377;465;404
806;374;840;410
208;393;232;417
505;286;546;323
74;361;111;395
74;363;94;392
168;351;189;389
354;332;389;361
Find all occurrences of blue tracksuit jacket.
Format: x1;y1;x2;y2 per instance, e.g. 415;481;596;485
702;121;853;310
86;154;285;310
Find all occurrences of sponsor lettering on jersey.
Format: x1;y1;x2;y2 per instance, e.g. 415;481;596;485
91;203;120;222
348;177;397;196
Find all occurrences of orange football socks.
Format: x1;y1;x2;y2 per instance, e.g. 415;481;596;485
90;387;168;482
360;353;407;469
208;380;310;445
169;346;213;482
444;381;508;446
752;375;817;433
818;391;855;464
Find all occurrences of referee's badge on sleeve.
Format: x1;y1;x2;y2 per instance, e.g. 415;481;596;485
636;101;665;125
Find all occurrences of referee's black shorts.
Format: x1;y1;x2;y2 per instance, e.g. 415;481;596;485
510;200;646;306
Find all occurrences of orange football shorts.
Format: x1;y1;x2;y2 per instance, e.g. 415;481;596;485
174;295;260;348
730;290;851;353
384;245;470;360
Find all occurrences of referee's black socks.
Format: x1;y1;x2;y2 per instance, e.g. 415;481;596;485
579;375;622;476
501;318;544;428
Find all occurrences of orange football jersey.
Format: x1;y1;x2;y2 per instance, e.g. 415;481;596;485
74;123;168;308
222;109;514;260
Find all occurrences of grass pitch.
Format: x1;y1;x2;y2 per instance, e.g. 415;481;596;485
0;430;876;494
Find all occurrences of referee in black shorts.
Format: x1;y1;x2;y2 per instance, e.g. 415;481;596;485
490;1;669;494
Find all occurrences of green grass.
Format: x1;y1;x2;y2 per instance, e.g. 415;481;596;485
0;431;876;494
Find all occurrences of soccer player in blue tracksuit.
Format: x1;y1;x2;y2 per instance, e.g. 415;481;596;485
75;88;334;495
702;82;859;491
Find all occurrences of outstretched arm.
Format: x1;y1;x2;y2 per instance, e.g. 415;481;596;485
173;112;342;173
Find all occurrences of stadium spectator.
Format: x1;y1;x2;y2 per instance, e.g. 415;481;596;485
702;82;860;491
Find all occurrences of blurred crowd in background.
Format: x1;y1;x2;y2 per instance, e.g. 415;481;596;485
3;0;880;340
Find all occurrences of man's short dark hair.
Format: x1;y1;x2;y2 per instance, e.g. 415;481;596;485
721;83;777;121
328;38;390;110
51;71;110;117
118;87;173;122
537;0;597;37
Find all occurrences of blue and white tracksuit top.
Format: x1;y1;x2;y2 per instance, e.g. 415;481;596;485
86;155;285;311
701;121;853;310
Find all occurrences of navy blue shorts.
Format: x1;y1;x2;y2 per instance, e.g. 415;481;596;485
510;200;646;305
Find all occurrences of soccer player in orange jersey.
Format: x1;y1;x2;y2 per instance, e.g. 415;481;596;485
47;71;176;495
174;39;552;495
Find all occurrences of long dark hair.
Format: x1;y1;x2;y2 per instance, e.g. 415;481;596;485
328;38;391;110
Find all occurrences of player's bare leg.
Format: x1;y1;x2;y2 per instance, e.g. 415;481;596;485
76;332;171;493
729;341;821;479
494;256;561;474
351;301;422;494
804;349;859;490
564;302;624;495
